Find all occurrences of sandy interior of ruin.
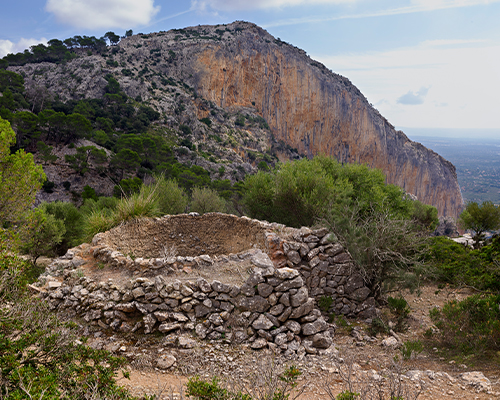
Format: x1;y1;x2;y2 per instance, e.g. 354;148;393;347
100;214;269;259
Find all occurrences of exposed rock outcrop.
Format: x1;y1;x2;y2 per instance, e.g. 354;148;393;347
433;216;460;237
171;22;462;217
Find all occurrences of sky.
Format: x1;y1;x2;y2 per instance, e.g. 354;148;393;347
1;0;500;136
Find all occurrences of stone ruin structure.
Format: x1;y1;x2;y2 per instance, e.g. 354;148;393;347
37;213;377;355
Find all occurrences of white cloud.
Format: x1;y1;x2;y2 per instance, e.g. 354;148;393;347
0;38;48;58
411;0;499;10
397;87;430;105
45;0;160;29
191;0;357;12
314;40;500;129
421;39;487;47
264;0;500;27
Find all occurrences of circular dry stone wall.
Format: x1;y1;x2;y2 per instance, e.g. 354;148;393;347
95;213;268;258
38;213;378;357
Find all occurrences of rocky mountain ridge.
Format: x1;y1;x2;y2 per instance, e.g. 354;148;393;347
8;21;463;216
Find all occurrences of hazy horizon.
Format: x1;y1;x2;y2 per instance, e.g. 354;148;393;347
399;127;500;141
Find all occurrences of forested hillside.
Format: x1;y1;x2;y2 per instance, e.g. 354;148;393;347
0;29;301;204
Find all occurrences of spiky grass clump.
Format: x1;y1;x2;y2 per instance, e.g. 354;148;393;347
84;209;116;240
113;184;160;223
84;182;161;239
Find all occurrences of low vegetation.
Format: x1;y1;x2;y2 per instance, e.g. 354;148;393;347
243;156;437;297
186;364;302;400
429;293;500;355
0;230;134;399
428;235;500;292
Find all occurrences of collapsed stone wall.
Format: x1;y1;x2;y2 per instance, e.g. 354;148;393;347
39;213;377;354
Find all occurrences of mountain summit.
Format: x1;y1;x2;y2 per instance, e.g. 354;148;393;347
9;21;463;216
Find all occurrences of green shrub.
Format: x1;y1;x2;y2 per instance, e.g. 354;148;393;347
81;184;98;201
387;296;411;332
336;391;360;400
428;236;500;292
186;365;301;400
243;155;424;229
179;124;192;136
387;296;410;318
40;201;85;254
400;340;424;360
235;115;245;126
1;229;39;292
83;184;160;239
243;156;432;298
318;295;333;312
80;196;118;216
243;157;348;228
186;376;230;400
154;175;188;215
0;237;132;399
20;208;65;264
257;160;269;171
200;117;212;126
190;187;227;214
430;293;500;354
411;200;439;231
42;180;55;193
368;317;389;336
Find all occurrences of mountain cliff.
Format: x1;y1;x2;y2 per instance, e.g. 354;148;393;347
8;21;463;216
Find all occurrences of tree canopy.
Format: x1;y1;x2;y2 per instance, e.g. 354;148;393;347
242;156;423;228
459;201;500;247
243;156;438;297
0;117;45;223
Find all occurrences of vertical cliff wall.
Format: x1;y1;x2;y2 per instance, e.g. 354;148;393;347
174;22;462;217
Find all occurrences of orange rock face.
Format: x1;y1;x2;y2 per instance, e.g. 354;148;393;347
184;24;463;217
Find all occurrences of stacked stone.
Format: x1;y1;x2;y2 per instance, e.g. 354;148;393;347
87;218;374;321
39;215;378;355
42;252;333;355
91;244;215;275
267;227;376;319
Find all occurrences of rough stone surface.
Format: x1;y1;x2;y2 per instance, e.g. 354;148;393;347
302;318;328;336
290;299;315;319
312;333;333;349
460;372;492;393
187;23;462;217
290;287;308;307
381;337;399;347
274;268;300;280
156;355;176;370
252;314;274;330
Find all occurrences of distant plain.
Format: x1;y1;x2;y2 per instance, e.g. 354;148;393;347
402;128;500;205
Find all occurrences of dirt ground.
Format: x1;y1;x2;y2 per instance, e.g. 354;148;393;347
99;214;270;259
77;243;260;288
